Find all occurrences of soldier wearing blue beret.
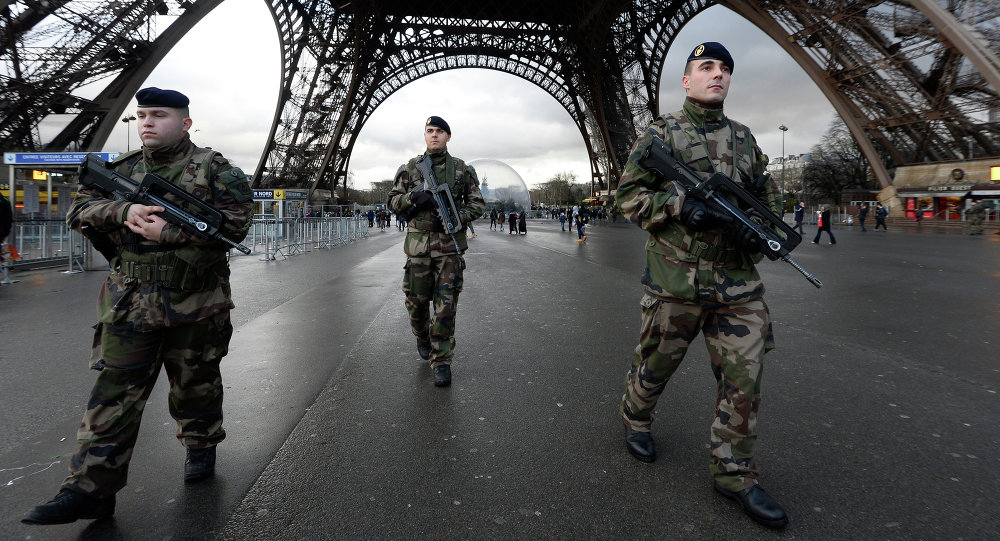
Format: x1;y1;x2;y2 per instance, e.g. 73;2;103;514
135;87;190;109
387;117;485;387
23;86;254;524
615;42;790;528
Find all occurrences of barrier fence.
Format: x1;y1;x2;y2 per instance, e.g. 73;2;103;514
1;216;370;283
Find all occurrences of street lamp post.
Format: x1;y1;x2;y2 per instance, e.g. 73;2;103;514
121;115;136;151
778;124;788;206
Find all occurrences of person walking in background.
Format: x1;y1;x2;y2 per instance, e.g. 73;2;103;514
518;209;527;235
792;201;805;234
858;203;869;232
499;209;505;232
508;209;517;235
874;202;888;231
967;198;986;235
812;205;836;244
489;208;498;230
559;210;567;231
574;212;587;243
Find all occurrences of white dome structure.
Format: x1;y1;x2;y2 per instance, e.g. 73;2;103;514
468;158;531;211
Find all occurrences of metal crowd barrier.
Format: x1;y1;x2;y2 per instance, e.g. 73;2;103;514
237;214;370;261
2;219;87;278
0;215;370;282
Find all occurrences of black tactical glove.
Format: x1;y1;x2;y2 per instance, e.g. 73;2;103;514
411;191;434;210
732;222;763;254
679;198;731;231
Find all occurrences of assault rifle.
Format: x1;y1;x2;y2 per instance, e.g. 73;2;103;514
639;131;822;288
78;153;251;255
414;154;464;254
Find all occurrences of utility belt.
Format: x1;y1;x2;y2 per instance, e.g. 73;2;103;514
657;226;745;266
113;252;222;291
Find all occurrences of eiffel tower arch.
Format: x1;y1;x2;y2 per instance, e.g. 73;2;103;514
3;1;998;200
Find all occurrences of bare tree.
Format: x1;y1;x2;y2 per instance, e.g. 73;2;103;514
801;119;877;203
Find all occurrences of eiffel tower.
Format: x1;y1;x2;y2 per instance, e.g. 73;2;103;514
3;1;998;199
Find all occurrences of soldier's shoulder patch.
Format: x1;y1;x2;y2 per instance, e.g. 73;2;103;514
219;167;252;203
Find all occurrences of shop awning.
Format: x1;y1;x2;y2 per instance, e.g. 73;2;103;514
896;191;968;198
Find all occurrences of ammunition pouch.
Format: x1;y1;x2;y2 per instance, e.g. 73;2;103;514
656;226;747;267
115;250;222;291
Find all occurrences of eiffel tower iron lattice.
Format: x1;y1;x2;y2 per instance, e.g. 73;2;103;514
2;0;998;200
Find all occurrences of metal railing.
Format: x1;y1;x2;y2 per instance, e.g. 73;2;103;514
240;215;370;260
1;215;371;281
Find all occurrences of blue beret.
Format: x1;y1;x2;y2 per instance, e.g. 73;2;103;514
425;115;451;135
686;42;734;74
135;87;190;108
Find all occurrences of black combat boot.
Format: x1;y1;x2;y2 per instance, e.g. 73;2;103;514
624;426;656;463
433;364;452;387
184;446;217;483
22;488;115;525
417;338;432;361
713;482;789;528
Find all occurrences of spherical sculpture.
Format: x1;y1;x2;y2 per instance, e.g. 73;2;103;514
468;159;531;211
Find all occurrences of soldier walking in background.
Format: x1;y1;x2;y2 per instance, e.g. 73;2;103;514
23;87;254;525
967;198;986;235
615;42;788;528
388;116;485;387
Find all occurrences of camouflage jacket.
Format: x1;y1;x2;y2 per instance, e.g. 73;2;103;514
615;99;777;301
67;133;254;331
967;201;987;218
388;151;486;258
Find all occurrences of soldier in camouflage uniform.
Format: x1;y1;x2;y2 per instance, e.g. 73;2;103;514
23;88;254;525
615;43;788;528
967;198;986;235
388;116;485;387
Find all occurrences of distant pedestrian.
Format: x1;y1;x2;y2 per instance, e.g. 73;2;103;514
575;213;587;242
518;210;527;235
858;203;869;232
508;210;517;234
874;203;888;230
792;201;805;234
812;205;836;244
489;208;498;230
559;210;566;231
967;199;987;235
499;210;505;231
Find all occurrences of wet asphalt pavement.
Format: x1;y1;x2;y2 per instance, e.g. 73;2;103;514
1;219;998;540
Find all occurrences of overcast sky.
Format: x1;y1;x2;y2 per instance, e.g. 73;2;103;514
99;1;837;191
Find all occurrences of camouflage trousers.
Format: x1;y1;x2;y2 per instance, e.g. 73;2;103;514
970;216;984;234
402;254;464;367
620;292;773;492
63;312;232;497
